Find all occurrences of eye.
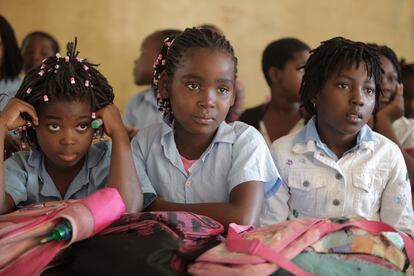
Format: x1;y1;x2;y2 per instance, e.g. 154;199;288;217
186;82;200;91
337;83;350;89
47;123;60;132
366;87;375;95
76;122;90;132
217;87;230;95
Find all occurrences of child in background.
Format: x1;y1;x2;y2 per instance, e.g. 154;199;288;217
0;39;143;214
239;38;310;146
369;45;414;199
132;28;280;226
0;15;22;110
124;29;181;137
401;62;414;119
262;37;414;235
21;31;60;74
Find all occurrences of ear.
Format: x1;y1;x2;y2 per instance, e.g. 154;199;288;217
268;67;280;84
158;71;170;99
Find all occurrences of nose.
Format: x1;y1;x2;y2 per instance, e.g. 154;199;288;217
350;88;364;106
198;89;216;109
60;129;76;145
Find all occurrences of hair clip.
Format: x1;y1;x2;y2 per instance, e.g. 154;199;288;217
153;79;159;85
26;88;32;94
40;64;46;69
41;58;48;63
85;80;90;87
70;77;76;84
65;56;70;62
76;57;84;62
43;95;49;102
161;60;165;66
56;53;61;58
83;64;89;71
91;112;96;119
55;64;59;69
38;70;45;76
91;118;103;129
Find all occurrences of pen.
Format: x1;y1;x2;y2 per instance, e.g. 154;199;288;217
40;219;72;244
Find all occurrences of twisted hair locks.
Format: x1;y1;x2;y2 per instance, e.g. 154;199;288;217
15;38;114;146
300;37;383;117
151;27;237;125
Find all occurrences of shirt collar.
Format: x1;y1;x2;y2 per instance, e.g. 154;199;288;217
293;116;378;159
28;142;108;198
142;88;158;108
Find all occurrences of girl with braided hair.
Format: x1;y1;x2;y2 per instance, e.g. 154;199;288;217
131;27;280;226
262;37;414;235
0;39;143;214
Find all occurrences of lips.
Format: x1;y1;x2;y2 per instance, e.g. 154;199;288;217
345;110;363;123
193;114;214;124
58;153;78;162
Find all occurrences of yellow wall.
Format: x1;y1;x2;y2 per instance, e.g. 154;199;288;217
1;0;413;113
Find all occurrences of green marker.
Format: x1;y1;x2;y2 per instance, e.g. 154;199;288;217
40;220;72;244
91;118;103;129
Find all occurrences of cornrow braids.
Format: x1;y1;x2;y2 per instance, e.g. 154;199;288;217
152;27;238;125
300;37;383;117
14;38;114;147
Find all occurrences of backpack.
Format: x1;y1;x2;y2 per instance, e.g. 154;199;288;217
71;211;224;276
0;188;125;275
194;218;414;276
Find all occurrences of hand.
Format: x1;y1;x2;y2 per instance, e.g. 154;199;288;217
0;98;38;131
125;126;139;141
376;83;404;122
96;104;127;138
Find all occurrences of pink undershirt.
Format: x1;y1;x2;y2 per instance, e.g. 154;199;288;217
180;155;198;174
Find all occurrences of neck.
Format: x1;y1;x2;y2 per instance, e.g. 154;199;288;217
174;129;217;160
315;120;358;158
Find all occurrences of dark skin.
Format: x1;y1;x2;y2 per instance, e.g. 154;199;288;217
148;48;264;226
314;64;376;158
263;50;309;142
0;98;143;214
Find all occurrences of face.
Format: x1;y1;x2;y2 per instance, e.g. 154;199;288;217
404;76;414;118
22;35;55;74
315;63;376;143
379;55;399;109
35;100;93;171
161;48;235;140
274;50;310;102
133;35;160;85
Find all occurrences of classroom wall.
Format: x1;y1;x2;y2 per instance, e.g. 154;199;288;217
1;0;413;113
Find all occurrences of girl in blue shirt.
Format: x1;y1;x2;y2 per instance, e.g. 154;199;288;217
132;28;279;226
0;39;143;214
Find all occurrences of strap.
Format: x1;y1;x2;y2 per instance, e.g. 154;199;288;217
316;220;414;265
225;238;315;276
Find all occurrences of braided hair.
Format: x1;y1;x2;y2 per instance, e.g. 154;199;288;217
15;38;114;147
152;27;237;125
301;37;383;117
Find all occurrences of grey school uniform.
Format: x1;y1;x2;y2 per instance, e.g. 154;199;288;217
4;141;153;208
131;121;281;204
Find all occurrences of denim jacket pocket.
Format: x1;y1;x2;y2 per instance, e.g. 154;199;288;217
352;171;384;217
288;173;327;216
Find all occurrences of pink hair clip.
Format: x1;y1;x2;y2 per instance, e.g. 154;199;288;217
65;56;70;62
43;95;49;102
91;112;96;119
85;80;90;87
38;70;45;76
83;64;89;71
40;64;46;69
26;88;32;94
70;77;76;84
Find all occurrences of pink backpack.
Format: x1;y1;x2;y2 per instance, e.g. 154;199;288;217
194;218;414;276
0;188;125;275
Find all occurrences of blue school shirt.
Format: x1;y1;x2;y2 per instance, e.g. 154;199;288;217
4;141;152;208
261;116;414;235
131;121;281;204
123;88;163;129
